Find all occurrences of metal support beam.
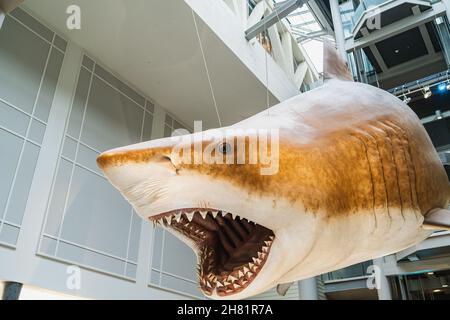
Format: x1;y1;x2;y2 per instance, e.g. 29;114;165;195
360;27;388;73
308;0;333;33
295;30;328;42
292;20;318;28
245;0;305;40
2;282;23;300
412;6;435;55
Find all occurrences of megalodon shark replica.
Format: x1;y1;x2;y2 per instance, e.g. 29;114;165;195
97;43;450;299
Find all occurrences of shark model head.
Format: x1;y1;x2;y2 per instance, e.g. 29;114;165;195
97;43;450;299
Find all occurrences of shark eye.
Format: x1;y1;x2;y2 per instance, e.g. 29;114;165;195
218;142;232;155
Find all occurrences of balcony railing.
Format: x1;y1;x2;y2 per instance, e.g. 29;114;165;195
351;0;394;27
351;0;436;29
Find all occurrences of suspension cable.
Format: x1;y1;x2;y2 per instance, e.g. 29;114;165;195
191;9;222;127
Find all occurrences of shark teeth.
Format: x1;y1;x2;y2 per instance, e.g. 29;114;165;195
228;275;238;282
150;208;276;297
186;212;194;222
200;210;208;219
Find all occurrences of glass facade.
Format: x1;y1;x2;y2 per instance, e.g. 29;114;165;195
390;269;450;300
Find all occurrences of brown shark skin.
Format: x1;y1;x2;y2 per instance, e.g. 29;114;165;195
97;80;449;220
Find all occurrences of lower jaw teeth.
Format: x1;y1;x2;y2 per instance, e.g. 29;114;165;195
198;237;274;296
152;209;274;296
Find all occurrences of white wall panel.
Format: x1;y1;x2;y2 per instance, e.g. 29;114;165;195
0;6;197;299
0;7;63;247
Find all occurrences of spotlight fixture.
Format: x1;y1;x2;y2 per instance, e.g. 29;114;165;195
438;82;447;92
402;94;411;104
423;86;432;99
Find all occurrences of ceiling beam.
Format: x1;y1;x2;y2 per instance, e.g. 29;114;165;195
291;20;317;28
412;5;435;55
396;232;450;261
245;0;305;40
360;27;388;73
295;29;328;42
376;51;444;83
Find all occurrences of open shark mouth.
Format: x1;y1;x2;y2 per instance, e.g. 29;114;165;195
150;208;275;296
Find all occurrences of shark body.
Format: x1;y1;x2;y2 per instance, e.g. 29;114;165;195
97;44;450;299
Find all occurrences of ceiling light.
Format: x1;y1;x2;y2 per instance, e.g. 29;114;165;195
443;284;448;288
427;272;434;275
433;289;442;293
438;82;447;92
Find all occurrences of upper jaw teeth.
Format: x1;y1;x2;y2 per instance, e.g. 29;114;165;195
153;209;243;226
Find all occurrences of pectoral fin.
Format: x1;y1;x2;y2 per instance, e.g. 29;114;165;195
423;208;450;231
276;282;294;296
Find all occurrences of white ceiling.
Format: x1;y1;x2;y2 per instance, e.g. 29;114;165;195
24;0;278;129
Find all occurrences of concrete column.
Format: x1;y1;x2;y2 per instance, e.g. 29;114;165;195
298;277;318;300
2;282;22;300
373;258;392;300
329;0;347;61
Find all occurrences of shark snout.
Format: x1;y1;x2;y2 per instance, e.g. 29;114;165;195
96;138;183;209
96;136;182;170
